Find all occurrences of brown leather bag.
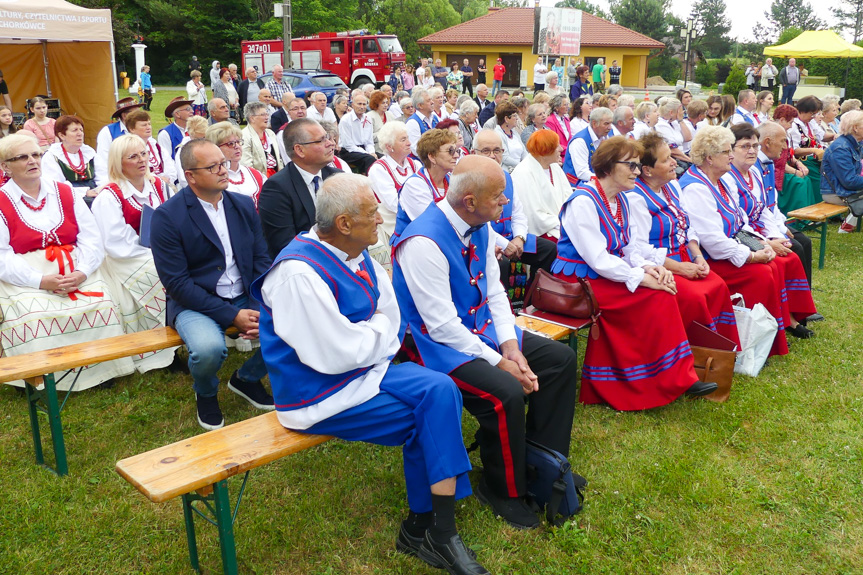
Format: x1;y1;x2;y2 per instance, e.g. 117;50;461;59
690;345;736;402
524;269;601;325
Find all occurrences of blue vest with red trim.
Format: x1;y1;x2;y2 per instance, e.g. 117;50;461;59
408;112;433;135
551;182;631;279
679;167;744;259
727;165;767;235
562;127;594;185
250;234;381;412
392;204;522;374
627;179;692;261
489;171;515;239
755;157;777;209
108;121;125;140
390;168;448;246
159;123;185;160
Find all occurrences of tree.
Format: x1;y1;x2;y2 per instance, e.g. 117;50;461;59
609;0;669;42
723;64;747;95
368;0;460;63
555;0;609;20
694;59;718;86
461;0;489;22
689;0;731;58
833;0;863;42
763;0;824;41
254;0;361;39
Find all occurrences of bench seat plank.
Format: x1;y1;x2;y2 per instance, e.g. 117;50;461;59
116;411;331;503
0;326;184;384
788;202;848;222
515;315;573;340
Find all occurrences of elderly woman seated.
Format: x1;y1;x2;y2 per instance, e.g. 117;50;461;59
0;134;133;390
124;109;176;186
495;101;527;172
821;109;863;232
40;115;100;203
511;130;570;242
205;121;267;208
551;136;715;410
625;132;740;347
91;134;177;373
654;98;691;165
242;101;283;177
520;103;548;146
679;126;817;360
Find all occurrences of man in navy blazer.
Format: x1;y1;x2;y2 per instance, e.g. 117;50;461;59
258;118;340;259
151;139;275;430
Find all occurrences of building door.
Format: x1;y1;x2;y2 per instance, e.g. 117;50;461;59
444;53;484;87
500;53;521;87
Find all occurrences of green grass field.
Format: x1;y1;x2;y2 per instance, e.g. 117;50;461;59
2;89;862;574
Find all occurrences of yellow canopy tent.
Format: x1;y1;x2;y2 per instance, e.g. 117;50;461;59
0;0;118;147
764;30;863;58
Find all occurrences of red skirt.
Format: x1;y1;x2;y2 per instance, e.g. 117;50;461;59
769;251;817;322
558;274;698;411
674;271;741;349
709;259;789;357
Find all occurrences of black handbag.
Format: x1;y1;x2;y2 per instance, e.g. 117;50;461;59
733;228;766;252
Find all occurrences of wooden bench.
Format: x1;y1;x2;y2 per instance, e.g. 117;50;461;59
116;412;331;575
516;314;592;355
788;202;853;269
0;326;184;476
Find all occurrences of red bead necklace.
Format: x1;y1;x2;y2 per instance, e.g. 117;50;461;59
593;177;623;226
228;167;245;186
21;194;47;212
61;145;88;177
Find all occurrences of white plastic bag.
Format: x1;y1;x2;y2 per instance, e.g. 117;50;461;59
731;294;778;376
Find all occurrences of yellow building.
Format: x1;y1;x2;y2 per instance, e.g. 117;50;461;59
419;7;664;88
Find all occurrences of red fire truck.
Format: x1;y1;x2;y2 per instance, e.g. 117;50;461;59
241;30;406;89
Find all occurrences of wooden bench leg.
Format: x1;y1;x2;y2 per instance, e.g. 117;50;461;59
23;374;69;476
818;221;827;269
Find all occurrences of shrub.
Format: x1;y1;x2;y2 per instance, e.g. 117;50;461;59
723;64;748;95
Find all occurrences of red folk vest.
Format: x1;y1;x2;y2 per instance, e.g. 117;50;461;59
104;179;167;235
0;182;79;254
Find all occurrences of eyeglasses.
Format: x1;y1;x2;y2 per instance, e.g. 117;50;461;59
187;160;229;174
477;148;504;156
5;151;43;163
125;151;150;162
616;161;642;173
440;147;460;157
297;135;333;146
734;143;761;151
219;139;244;148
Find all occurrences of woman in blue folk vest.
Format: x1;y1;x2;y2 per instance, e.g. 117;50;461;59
624;132;740;348
551;136;715;411
679;126;817;361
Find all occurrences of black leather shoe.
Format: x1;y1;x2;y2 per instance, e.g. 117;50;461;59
396;524;439;566
475;476;540;529
417;532;490;575
787;324;814;339
685;381;718;397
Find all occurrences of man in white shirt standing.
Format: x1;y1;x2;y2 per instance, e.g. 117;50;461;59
338;93;377;173
533;57;547;93
393;155;578;530
252;173;490;575
730;89;759;126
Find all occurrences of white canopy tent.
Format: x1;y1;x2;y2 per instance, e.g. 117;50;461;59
0;0;118;146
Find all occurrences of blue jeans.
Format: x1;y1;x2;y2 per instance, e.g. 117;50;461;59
491;79;503;96
174;294;268;397
782;84;797;105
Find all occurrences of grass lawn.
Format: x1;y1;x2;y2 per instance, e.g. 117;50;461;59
2;91;862;574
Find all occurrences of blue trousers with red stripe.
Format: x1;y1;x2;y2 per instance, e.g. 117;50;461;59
449;333;578;499
304;362;472;513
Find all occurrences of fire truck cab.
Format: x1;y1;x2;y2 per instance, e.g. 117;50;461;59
241;30;405;90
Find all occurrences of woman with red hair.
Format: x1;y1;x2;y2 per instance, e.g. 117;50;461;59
511;129;570;241
772;104;813;213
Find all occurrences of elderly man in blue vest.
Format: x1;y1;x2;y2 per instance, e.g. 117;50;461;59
251;173;489;575
730;90;758;126
471;129;557;295
562;106;613;186
158;97;194;167
393;155;578;530
405;88;438;157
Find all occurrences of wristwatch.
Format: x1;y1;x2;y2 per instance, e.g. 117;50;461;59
515;235;526;242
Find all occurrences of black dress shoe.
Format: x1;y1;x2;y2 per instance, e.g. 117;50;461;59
417;532;490;575
787;324;814;339
685;381;718;397
396;524;439;565
475;476;540;529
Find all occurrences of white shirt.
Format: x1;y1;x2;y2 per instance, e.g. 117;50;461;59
510;154;569;238
0;178;104;288
399;169;446;222
625;179;699;251
405;111;434;155
227;165;266;207
388;101;403;119
569;116;588;135
560;191;660;293
730;106;758;127
197;197;244;298
40;142;97;198
260;228;400;430
496;126;526;172
368;155;418;236
338;110;375;155
307;106;337;124
91;179;164;260
680;171;754;268
533;63;548;86
654;117;684;151
175;136;193;189
294;164;324;206
395;200;517;367
567;124;603;182
728;160;786;239
95;121;127;186
493;171;528;250
157;123;187;176
681;119;697;154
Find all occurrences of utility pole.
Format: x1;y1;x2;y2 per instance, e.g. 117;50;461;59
275;2;292;70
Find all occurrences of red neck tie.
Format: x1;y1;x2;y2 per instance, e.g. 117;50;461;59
356;268;372;287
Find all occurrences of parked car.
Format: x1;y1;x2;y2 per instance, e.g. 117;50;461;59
257;70;348;103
